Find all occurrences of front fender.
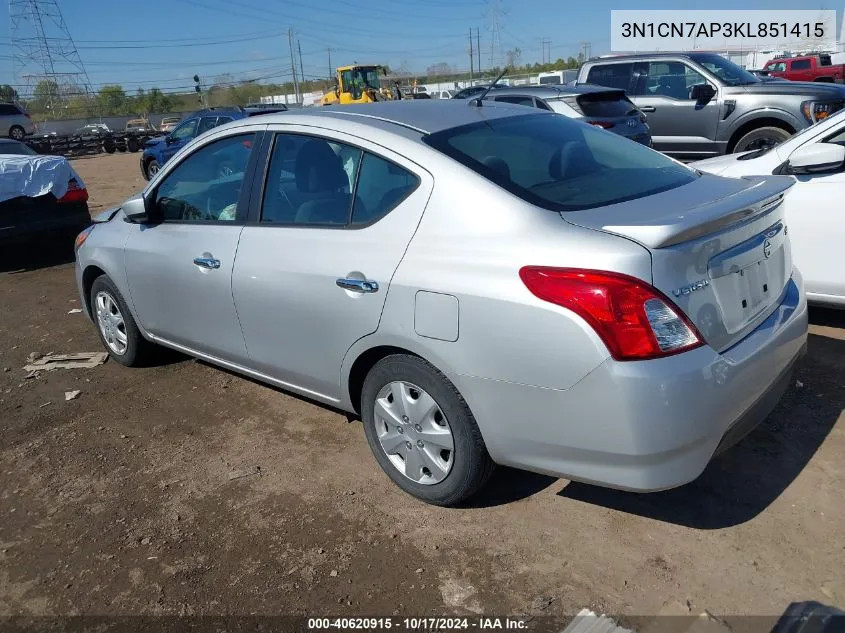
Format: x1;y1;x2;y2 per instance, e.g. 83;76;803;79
721;107;804;140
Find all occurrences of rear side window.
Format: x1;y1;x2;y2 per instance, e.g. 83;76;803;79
585;63;633;91
577;93;638;118
494;95;535;107
791;59;811;70
0;104;21;116
424;113;697;212
260;133;419;227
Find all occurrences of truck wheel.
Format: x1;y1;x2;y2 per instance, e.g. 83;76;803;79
9;125;25;141
146;159;161;180
103;138;116;153
127;137;140;153
732;126;792;153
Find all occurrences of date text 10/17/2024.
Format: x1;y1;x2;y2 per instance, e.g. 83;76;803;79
307;617;529;630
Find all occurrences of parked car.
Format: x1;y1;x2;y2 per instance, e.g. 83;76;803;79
763;55;845;84
158;116;181;134
578;52;845;159
478;85;651;146
452;84;508;99
0;102;37;141
125;118;154;132
75;123;111;136
1;153;89;250
75;100;808;505
431;90;456;100
140;105;288;180
692;108;845;308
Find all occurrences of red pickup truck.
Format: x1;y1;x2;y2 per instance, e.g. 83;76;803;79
763;54;845;83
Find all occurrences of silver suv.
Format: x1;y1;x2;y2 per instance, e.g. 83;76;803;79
0;103;36;141
578;52;845;159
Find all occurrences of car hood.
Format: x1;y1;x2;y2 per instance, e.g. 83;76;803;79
144;136;166;148
740;81;845;99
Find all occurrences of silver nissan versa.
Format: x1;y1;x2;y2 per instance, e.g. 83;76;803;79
74;100;808;505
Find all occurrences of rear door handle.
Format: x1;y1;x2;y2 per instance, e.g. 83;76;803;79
640;106;656;113
336;278;379;293
193;257;221;269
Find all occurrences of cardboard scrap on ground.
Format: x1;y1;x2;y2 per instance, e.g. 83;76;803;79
562;610;634;633
24;352;108;372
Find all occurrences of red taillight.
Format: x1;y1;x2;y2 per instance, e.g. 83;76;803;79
588;121;614;129
519;267;703;361
58;177;88;204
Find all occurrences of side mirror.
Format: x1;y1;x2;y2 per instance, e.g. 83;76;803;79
122;194;154;224
787;143;845;174
690;83;716;102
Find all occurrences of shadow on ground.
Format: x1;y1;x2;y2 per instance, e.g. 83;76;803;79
0;234;79;273
557;331;843;528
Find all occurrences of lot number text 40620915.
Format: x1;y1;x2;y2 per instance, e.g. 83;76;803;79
307;617;528;630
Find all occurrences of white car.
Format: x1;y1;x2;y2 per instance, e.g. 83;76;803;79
693;111;845;308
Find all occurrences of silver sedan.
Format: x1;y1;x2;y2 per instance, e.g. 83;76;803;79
74;100;808;505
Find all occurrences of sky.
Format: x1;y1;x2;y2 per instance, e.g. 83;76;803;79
0;0;838;97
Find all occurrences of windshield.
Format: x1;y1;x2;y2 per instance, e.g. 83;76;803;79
424;113;697;212
689;53;760;86
354;67;382;90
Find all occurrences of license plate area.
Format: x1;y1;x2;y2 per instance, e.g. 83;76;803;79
708;222;788;334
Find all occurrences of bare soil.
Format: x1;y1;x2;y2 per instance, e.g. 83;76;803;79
1;153;843;624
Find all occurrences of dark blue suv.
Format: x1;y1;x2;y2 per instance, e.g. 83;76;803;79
140;104;287;180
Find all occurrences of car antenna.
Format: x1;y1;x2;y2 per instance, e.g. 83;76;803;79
469;66;510;108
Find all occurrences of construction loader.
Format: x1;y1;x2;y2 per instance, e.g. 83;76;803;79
321;65;394;106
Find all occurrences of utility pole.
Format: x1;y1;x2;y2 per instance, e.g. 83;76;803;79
297;39;305;90
288;28;300;104
327;47;333;78
469;28;474;85
476;28;481;73
540;38;551;64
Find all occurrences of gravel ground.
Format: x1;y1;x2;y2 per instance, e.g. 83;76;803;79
0;153;843;626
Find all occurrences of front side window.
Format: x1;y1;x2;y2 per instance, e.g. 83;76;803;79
768;62;787;72
639;62;706;100
154;133;255;222
689;53;759;86
197;116;219;135
170;119;198;142
424;113;697;212
260;133;418;227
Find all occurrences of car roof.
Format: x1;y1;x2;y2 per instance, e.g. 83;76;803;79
586;51;709;62
249;99;543;135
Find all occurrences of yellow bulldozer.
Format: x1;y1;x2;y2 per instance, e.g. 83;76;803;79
321;64;394;106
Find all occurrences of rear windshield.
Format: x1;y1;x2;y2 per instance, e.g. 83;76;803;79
577;92;637;118
424;113;697;212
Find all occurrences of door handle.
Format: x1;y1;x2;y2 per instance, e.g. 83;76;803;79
336;278;379;293
193;257;221;269
640;106;656;113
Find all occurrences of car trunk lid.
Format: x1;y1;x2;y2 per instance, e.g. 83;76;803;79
562;173;795;352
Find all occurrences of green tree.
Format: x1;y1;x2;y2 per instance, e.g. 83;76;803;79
98;84;128;115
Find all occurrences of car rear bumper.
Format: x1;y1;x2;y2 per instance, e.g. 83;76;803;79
454;272;808;492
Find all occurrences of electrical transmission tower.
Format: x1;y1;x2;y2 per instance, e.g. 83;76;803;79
9;0;94;113
486;0;503;68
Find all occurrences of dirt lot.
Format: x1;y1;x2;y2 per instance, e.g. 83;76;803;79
1;153;844;627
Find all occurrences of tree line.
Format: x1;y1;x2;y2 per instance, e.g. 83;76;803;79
0;55;585;120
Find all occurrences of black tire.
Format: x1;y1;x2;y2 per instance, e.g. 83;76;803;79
117;145;127;153
103;139;116;153
127;137;140;153
732;126;792;153
145;159;162;181
9;125;25;141
361;354;495;506
89;275;153;367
